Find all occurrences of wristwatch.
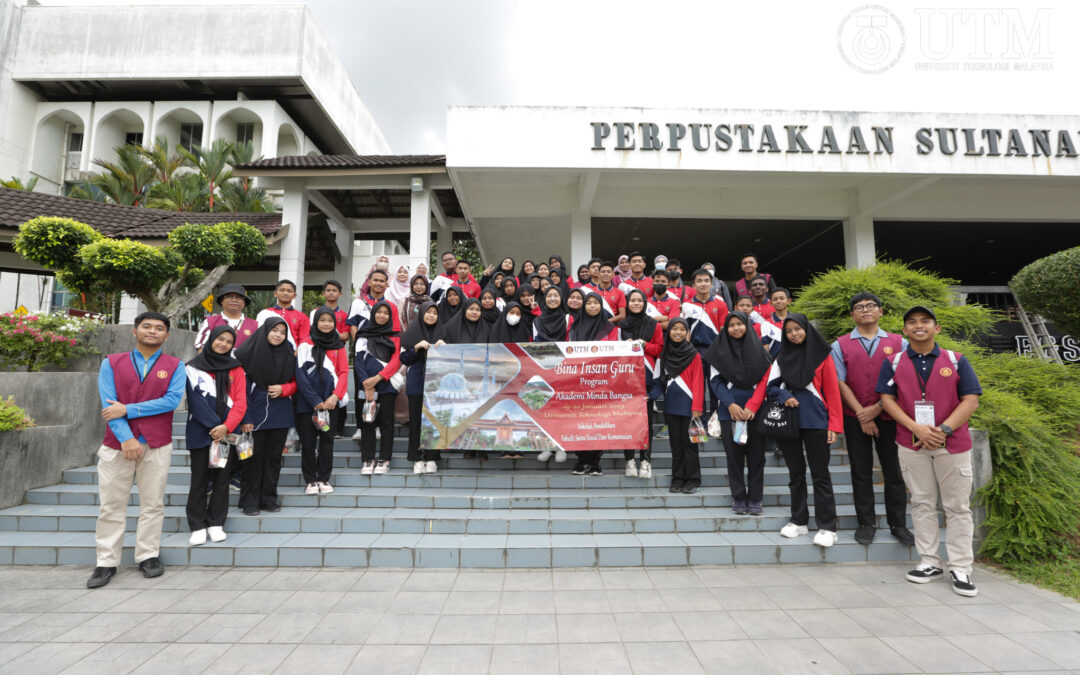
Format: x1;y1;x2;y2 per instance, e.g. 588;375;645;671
939;424;954;436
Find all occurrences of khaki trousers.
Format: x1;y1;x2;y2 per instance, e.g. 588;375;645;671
897;445;974;574
94;443;172;567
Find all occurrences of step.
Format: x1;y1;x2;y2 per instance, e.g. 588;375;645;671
0;502;916;536
0;529;929;568
26;483;888;509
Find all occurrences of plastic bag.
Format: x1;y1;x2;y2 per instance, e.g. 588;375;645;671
362;394;379;423
689;417;708;445
209;439;229;469
313;409;330;432
236;432;254;460
283;427;299;454
707;410;722;438
732;420;749;446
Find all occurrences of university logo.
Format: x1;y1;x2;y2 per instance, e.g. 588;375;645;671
590;345;599;353
631;343;642;352
243;329;251;335
565;347;575;355
939;367;953;377
156;370;169;379
883;346;894;355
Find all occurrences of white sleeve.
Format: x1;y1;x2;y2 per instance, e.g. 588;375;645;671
193;319;210;350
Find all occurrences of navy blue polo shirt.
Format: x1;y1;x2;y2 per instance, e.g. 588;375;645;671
875;344;982;397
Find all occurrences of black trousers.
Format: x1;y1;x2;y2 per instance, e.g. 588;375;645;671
240;427;288;511
360;393;396;462
573;450;603;468
779;428;838;531
844;416;906;528
187;444;236;530
407;394;440;462
298;409;336;484
721;419;765;502
624;403;654;463
666;414;700;488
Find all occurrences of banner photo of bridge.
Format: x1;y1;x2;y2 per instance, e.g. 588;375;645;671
420;342;649;452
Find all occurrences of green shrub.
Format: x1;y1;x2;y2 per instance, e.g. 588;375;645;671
1011;246;1080;336
0;396;35;431
0;311;100;371
13;216;101;269
794;260;1080;564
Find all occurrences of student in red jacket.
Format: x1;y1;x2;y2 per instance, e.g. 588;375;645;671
618;290;664;478
296;308;350;494
354;301;403;475
256;279;310;348
748;313;842;548
659;318;705;493
568;292;620;476
184;325;248;546
647;269;681;329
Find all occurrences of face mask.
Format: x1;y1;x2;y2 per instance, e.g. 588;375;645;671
506;314;521;326
653;283;667;296
655;261;667;271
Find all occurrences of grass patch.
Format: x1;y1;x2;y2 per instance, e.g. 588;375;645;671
988;557;1080;601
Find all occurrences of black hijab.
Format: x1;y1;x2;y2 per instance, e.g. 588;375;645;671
442;297;486;344
309;306;345;363
565;288;586;322
617;290;658;342
354;300;398;362
479;289;502;330
660;318;698;380
548;267;570;296
517;259;536;284
437;286;464;326
235;316;295;389
490;302;532;343
500;277;519;304
777;312;831;390
534;286;568;342
525;273;542;291
548;255;567;275
704;311;773;389
498;256;516;276
400;300;443;362
188;325;242;418
408;274;430;302
569;291;612;342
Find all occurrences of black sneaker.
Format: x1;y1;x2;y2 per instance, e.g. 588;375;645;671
854;525;876;545
669;481;684;493
571;462;587;475
138;557;165;578
262;502;282;513
588;464;603;476
905;563;943;584
86;566;116;589
681;483;699;494
950;570;978;597
891;526;915;547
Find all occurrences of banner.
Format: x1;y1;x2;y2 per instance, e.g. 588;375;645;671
420;342;649;452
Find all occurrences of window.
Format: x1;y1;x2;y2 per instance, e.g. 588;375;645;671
179;123;203;152
51;279;75;310
124;132;143;146
236;122;255;147
67;132;83;152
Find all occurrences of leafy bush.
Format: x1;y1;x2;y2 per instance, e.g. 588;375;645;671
13;216;101;269
794;260;1080;564
79;238;176;298
1011;246;1080;337
0;397;34;432
0;312;100;371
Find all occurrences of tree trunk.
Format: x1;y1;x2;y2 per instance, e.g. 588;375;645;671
159;264;231;322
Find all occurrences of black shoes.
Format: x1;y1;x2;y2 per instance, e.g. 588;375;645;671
139;557;165;578
891;526;916;547
86;566;116;589
905;563;943;583
669;481;685;493
950;570;978;597
854;525;876;545
244;508;260;516
262;502;282;513
571;462;587;475
588;465;603;476
681;484;699;494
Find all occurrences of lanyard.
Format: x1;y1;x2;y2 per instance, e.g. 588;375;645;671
131;352;152;381
911;353;935;400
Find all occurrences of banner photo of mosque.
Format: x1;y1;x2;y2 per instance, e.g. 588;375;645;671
420;342;649;452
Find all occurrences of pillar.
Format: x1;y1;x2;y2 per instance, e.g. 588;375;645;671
118;294;146;325
843;213;876;269
278;179;309;295
410;187;432;273
331;223;355;301
569;210;592;269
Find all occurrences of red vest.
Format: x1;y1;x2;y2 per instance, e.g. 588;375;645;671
837;332;903;420
206;314;259;347
892;348;972;453
102;352;180;449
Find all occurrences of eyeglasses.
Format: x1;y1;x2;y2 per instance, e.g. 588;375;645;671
852;303;879;312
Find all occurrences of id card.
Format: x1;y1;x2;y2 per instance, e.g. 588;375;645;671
914;400;936;426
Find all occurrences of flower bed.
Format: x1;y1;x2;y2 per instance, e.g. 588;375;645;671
0;311;100;372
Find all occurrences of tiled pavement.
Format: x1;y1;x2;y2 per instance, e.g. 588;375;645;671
0;562;1079;674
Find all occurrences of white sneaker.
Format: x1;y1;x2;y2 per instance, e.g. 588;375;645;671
352;429;363;440
188;529;207;546
207;526;227;543
424;461;438;474
413;461;425;474
780;522;809;538
361;460;375;475
536;450;553;462
305;482;319;495
374;460;390;474
318;482;334;494
638;460;653;479
554;450;567;463
624;459;637;477
813;529;838;548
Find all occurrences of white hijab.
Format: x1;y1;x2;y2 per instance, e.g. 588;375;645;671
385;264;411;307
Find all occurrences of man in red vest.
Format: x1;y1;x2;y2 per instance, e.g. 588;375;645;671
830;292;914;547
878;305;983;597
193;284;258;352
88;312;185;589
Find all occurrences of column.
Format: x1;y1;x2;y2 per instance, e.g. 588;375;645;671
118;294;146;325
278;179;309;293
410;187;432;273
331;223;355;302
569;210;592;268
843;213;875;269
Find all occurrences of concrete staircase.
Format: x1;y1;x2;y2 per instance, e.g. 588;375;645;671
0;409;918;568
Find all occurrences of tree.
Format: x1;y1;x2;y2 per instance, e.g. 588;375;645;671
1;176;38;191
91;143;156;206
14;216;268;321
180;138;233;211
140;135;189;185
1011;246;1080;337
146;173;209;212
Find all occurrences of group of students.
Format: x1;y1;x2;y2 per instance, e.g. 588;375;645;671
85;251;983;599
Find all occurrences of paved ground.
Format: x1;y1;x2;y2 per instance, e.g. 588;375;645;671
0;562;1076;674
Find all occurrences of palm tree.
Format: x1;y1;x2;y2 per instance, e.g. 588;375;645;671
1;176;38;191
181;138;233;211
139;135;189;185
217;141;275;212
92;143;155;206
146;173;209;212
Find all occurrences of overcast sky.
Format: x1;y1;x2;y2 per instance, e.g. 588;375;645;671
43;0;1078;154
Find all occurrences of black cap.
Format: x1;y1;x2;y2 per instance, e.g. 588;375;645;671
902;305;937;322
216;283;251;307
